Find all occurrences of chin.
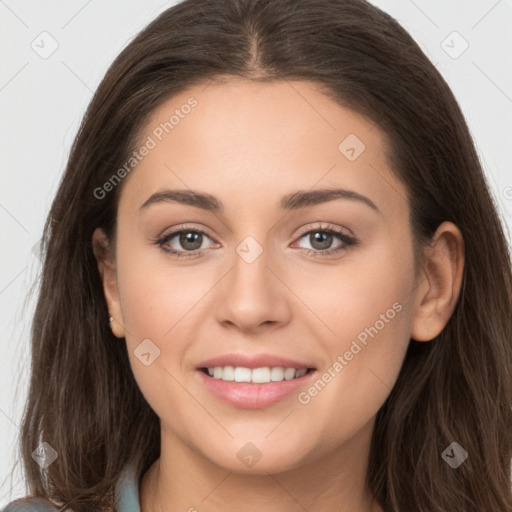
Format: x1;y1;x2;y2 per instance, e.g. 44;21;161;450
203;442;312;475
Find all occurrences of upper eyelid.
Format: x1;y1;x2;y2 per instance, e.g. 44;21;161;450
161;222;351;239
294;222;353;238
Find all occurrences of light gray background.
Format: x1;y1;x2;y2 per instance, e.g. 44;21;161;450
1;0;511;504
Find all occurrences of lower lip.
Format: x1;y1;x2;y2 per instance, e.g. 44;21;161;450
196;369;316;409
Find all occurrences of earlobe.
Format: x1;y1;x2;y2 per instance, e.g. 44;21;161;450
92;227;125;338
410;221;465;342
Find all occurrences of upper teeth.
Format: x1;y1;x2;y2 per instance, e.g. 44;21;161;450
206;366;308;383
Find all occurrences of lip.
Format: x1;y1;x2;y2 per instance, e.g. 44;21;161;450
196;367;317;409
197;353;316;370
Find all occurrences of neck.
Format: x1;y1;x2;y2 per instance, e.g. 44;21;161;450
139;420;383;512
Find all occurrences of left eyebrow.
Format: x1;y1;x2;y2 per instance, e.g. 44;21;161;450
279;188;380;213
138;187;380;214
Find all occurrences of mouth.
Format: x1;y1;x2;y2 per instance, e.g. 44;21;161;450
198;366;316;383
195;362;318;409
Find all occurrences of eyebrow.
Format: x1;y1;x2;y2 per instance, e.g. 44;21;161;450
138;188;380;214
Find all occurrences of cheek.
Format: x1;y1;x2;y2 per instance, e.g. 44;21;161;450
115;236;206;340
293;231;414;347
114;241;219;392
114;252;201;422
328;241;414;382
292;239;415;419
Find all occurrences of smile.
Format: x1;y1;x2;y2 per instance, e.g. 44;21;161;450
196;366;317;409
202;366;310;383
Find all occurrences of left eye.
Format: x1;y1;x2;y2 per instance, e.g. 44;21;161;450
292;226;358;257
294;229;352;252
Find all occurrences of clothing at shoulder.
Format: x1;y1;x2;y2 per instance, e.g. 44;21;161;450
1;463;141;512
1;497;61;512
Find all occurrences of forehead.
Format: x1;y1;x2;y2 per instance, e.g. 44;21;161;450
118;79;407;220
140;79;383;155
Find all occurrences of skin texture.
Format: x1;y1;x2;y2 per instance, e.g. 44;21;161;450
93;79;465;512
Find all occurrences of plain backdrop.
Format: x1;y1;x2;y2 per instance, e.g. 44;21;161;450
1;0;511;505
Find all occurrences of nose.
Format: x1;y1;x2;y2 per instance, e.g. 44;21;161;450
214;245;291;333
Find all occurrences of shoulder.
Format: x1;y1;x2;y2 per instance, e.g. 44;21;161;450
1;497;64;512
1;463;138;512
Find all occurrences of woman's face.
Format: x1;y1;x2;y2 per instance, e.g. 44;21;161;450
97;79;422;474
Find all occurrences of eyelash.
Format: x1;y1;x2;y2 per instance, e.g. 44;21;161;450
154;222;358;259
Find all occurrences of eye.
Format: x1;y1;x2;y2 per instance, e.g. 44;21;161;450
292;223;358;257
155;226;216;258
153;222;358;259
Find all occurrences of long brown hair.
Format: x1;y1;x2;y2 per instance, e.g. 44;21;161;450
7;0;512;510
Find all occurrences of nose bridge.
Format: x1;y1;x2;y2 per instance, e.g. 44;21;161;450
230;233;274;298
214;232;288;330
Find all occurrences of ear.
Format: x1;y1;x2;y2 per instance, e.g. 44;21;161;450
410;221;465;342
92;227;125;338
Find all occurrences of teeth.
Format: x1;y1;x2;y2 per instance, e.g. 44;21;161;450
206;366;309;383
234;367;252;382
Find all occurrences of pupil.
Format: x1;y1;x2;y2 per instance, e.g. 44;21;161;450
180;232;202;250
311;232;332;250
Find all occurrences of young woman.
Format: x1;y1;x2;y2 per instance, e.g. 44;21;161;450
3;0;512;511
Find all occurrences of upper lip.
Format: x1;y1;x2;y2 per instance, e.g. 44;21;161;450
197;353;316;370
